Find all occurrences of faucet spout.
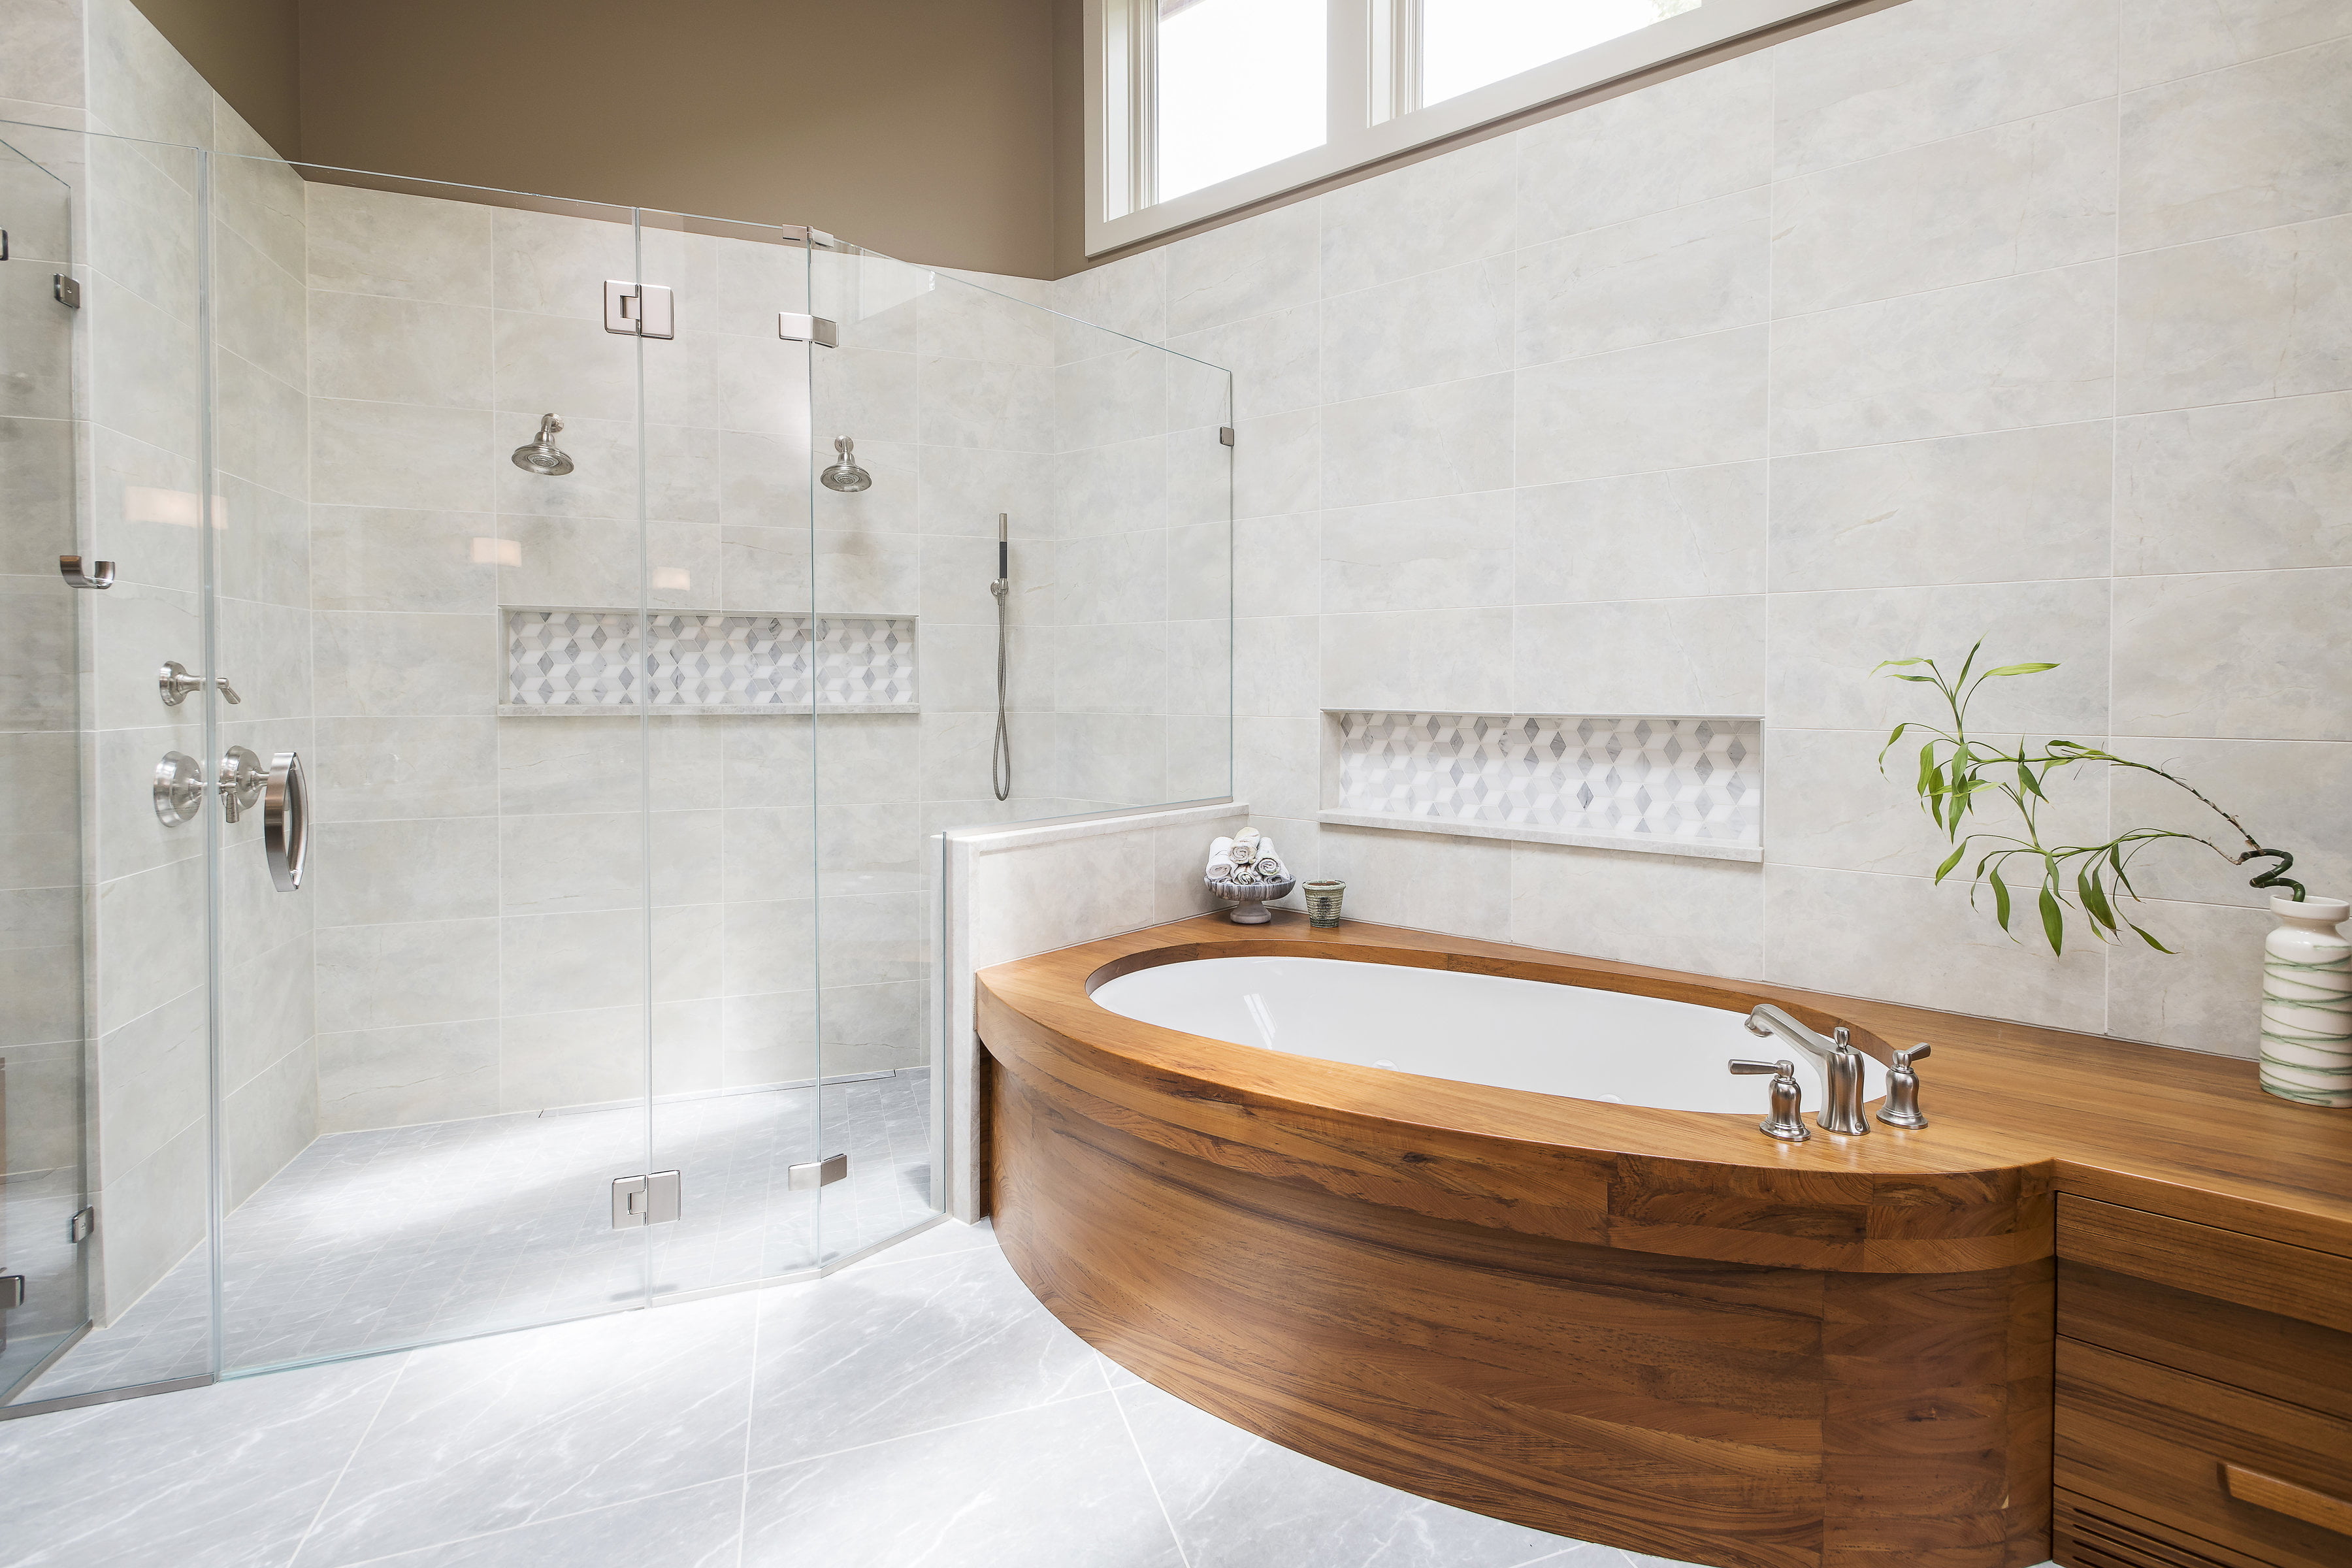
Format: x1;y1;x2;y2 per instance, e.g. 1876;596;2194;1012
1744;1004;1870;1135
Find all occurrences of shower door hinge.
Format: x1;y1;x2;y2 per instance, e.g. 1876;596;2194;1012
610;1169;681;1227
604;280;675;339
0;1276;22;1310
778;313;838;348
69;1207;94;1244
53;273;79;308
787;1152;849;1191
1219;426;1235;446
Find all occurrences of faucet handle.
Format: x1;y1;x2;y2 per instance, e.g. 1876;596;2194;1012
1730;1058;1809;1143
1892;1042;1929;1067
1878;1042;1931;1129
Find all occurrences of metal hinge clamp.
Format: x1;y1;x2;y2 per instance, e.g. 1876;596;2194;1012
778;313;838;347
604;280;674;338
787;1152;849;1191
610;1169;682;1227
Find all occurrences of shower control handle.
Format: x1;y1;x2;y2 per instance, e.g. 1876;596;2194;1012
159;661;240;706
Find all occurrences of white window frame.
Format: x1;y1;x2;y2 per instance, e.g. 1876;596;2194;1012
1086;0;1845;256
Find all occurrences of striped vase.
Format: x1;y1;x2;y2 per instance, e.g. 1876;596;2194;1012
2260;893;2352;1107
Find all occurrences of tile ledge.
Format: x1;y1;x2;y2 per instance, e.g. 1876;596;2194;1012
1316;809;1764;862
495;704;919;717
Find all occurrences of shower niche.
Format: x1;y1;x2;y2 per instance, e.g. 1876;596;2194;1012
502;608;920;714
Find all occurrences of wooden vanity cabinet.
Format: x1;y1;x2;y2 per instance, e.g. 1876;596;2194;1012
2053;1195;2352;1568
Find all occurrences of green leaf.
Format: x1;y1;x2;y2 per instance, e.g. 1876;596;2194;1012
1989;864;2012;930
2128;921;2175;954
2017;761;2045;800
2078;868;2115;932
1935;843;1967;883
1982;662;2060;678
2038;885;2065;955
1872;657;1933;671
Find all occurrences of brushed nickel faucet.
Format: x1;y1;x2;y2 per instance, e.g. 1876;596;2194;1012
1744;1004;1870;1135
1878;1043;1931;1128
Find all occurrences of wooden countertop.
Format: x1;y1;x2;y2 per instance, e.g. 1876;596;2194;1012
975;912;2352;1273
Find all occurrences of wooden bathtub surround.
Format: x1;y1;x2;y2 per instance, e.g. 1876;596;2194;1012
976;913;2352;1568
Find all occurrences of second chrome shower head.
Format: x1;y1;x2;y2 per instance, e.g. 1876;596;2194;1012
511;414;574;476
820;436;872;493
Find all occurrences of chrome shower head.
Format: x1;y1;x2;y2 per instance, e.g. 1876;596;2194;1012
820;436;872;493
511;414;574;476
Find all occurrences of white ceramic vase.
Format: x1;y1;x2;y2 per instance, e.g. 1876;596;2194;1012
2259;893;2352;1107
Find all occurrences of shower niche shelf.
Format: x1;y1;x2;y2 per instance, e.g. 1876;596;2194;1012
501;607;919;717
1318;710;1761;861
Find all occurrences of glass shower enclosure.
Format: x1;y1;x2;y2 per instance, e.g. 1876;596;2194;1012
0;125;1231;1411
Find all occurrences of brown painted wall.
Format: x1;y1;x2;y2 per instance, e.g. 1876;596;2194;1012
295;0;1060;277
130;0;302;155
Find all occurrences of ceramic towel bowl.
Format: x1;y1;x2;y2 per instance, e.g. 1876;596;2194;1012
1207;876;1297;924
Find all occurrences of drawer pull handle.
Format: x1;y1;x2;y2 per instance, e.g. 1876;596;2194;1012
2224;1463;2352;1537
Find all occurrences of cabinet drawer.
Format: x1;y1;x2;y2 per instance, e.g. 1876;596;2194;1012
2057;1338;2352;1568
2059;1259;2352;1420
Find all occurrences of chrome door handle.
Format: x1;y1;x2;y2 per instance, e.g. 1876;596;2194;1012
263;751;306;891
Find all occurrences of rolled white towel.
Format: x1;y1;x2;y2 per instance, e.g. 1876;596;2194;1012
1229;843;1259;867
1208;836;1235;862
1227;864;1260;885
1254;854;1287;881
1205;857;1238;880
1233;828;1261;851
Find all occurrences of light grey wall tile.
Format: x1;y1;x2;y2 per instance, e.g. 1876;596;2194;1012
1320;136;1518;296
2117;391;2352;573
491;307;635;423
1763;863;2109;1032
721;989;817;1086
1516;52;1772;243
214;224;306;389
919;446;1053;536
1516;327;1765;485
1230;614;1315;719
311;506;498;612
2117;214;2352;412
1516;188;1768;365
1322;373;1514;507
216;473;311;610
2104;736;2352;905
96;985;206;1180
1320;257;1512;402
86;133;199;317
1773;98;2117;319
311;400;495;512
501;909;648;1015
921;275;1056;367
1514;595;1766;715
93;855;206;1036
312;817;498;926
2112;566;2352;738
1768;579;2112;732
500;811;644;915
2121;38;2352;252
500;1006;642;1111
964;827;1159;969
306;181;493;304
318;1019;498;1132
1054;619;1168;715
1165;199;1320;336
491;205;634;319
1320;491;1511;613
1290;818;1512;939
921;355;1052;451
1769;422;2114;591
87;0;212;150
222;1042;314;1209
1772;0;2119;178
1320;607;1512;711
0;730;77;892
310;291;491;409
2120;0;2352;90
1056;346;1168;451
87;276;201;457
2105;897;2272;1055
314;917;497;1032
1054;247;1166;358
93;1120;206;1322
1514;462;1764;603
1167;302;1319;422
0;0;82;109
313;610;497;717
1232;408;1319;521
312;716;497;823
220;931;314;1093
1054;436;1168;538
819;890;924;987
1233;717;1320;820
1512;843;1763;979
1053;711;1168;804
216;346;309;498
1772;263;2114;453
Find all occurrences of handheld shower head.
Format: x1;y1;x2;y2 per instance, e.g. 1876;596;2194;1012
820;436;872;493
511;414;574;476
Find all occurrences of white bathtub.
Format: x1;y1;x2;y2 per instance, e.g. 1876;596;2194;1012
1090;955;1889;1117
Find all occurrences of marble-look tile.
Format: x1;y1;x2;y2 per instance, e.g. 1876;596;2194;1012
1321;373;1513;508
86;0;213;151
746;1242;1101;1467
2121;38;2352;252
299;1294;757;1565
921;274;1054;367
491;205;636;321
2112;566;2352;740
210;106;305;274
310;291;493;409
87;270;202;457
1117;1379;1573;1568
1516;327;1765;485
500;1007;644;1112
1517;188;1767;367
499;811;644;915
814;346;921;445
2106;897;2274;1056
502;909;650;1014
1767;579;2112;734
1773;98;2117;319
310;506;499;613
1514;462;1764;603
1515;52;1771;244
88;135;201;314
0;0;81;110
312;817;498;926
1056;345;1171;450
740;1392;1183;1568
314;918;498;1032
2103;735;2352;907
1320;491;1511;613
0;1352;402;1568
319;1019;500;1132
96;983;208;1177
0;729;77;892
215;473;312;610
918;444;1053;536
493;308;639;425
1772;0;2119;178
93;856;206;1036
310;399;495;512
1321;257;1512;403
214;223;306;389
1763;864;2109;1033
2117;214;2352;413
1321;136;1518;297
221;928;316;1091
347;1480;744;1568
1053;247;1166;357
215;346;310;499
1233;407;1320;521
2116;392;2352;573
1320;607;1512;712
306;180;493;304
919;355;1053;451
1769;422;2113;591
2120;0;2352;90
1168;301;1319;422
1513;596;1767;717
1053;434;1168;537
1298;817;1514;939
1166;199;1320;336
312;610;497;717
1771;264;2114;454
965;826;1158;968
223;1043;317;1210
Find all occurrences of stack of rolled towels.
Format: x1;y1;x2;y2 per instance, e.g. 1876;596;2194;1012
1207;830;1287;885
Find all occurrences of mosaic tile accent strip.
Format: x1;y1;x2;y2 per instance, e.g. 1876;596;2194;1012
504;609;917;713
1326;711;1761;858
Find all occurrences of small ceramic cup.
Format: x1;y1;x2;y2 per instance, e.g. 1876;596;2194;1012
1304;879;1346;928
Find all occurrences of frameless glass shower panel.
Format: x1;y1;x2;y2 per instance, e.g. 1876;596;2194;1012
0;130;93;1406
208;169;661;1372
641;213;825;1298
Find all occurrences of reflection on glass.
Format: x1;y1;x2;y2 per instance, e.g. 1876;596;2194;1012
1157;0;1326;201
1422;0;1699;108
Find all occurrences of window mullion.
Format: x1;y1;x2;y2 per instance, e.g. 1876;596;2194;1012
1366;0;1420;126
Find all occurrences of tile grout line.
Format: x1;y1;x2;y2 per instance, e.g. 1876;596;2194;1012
1107;1377;1194;1568
282;1351;410;1567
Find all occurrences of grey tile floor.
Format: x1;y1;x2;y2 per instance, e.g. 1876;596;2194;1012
23;1072;935;1401
0;1218;1701;1568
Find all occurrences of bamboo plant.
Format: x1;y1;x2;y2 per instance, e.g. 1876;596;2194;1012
1876;642;2301;955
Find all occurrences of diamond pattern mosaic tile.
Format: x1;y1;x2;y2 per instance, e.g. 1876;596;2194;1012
505;609;917;711
1332;711;1760;847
